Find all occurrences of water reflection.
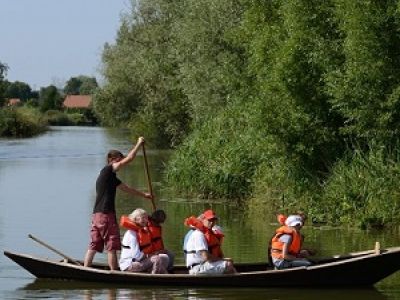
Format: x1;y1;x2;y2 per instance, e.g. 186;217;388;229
22;280;388;300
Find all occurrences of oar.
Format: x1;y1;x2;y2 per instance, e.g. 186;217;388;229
28;234;82;266
142;143;156;212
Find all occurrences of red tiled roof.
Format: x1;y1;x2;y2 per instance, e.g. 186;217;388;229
7;98;21;106
63;95;92;108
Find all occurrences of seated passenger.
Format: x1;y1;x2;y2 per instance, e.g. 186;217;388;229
270;214;313;270
148;209;175;271
276;211;316;257
183;209;237;275
119;208;169;274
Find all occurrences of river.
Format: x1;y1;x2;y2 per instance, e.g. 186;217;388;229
0;126;399;299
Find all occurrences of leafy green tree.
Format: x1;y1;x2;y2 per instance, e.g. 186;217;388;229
95;0;246;147
39;85;62;112
327;0;400;145
236;0;346;174
95;0;191;147
79;76;98;95
64;77;81;95
5;81;33;101
92;0;400;224
171;0;247;124
64;76;98;95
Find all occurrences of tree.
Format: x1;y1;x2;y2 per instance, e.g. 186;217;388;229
0;61;8;106
95;0;192;147
64;77;81;95
64;75;98;95
79;76;98;95
327;0;400;145
39;85;62;112
5;81;33;101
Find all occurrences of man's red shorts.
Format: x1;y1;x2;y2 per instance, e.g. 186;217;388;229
88;212;121;252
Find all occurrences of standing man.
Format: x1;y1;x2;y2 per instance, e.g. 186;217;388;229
183;209;237;275
84;136;153;270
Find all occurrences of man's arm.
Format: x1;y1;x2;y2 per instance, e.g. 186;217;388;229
281;236;308;261
118;183;153;199
113;137;144;172
281;235;299;261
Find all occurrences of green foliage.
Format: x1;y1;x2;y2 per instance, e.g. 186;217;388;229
41;110;92;126
165;100;272;199
93;0;190;147
0;61;8;107
4;81;34;101
95;0;246;147
322;144;400;228
171;0;247;124
64;76;98;95
327;0;400;144
39;85;62;112
244;0;345;174
93;0;400;226
0;107;46;137
42;110;71;125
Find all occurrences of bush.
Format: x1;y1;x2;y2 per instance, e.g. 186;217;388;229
67;113;85;125
165;101;272;199
0;107;46;137
42;110;71;125
322;144;400;228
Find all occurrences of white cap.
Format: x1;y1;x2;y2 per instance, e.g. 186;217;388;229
285;215;303;227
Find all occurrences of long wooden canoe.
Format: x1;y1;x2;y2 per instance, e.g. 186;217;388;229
4;247;400;287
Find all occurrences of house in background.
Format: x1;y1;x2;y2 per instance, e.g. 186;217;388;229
63;95;92;110
7;98;21;106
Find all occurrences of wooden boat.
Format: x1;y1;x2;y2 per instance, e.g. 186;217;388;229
4;246;400;287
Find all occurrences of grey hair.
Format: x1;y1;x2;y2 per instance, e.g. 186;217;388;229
129;208;148;222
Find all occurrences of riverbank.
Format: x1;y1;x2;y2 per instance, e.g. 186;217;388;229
0;107;96;138
0;107;47;138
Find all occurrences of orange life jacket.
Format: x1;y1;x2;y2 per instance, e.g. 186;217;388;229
120;215;154;254
204;228;224;258
270;226;302;259
184;215;224;258
147;219;164;252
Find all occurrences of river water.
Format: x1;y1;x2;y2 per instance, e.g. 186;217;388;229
0;126;399;299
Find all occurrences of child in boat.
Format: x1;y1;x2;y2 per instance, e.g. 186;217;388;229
119;208;169;274
270;215;313;269
148;209;175;271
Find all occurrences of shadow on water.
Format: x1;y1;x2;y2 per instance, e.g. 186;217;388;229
21;279;388;300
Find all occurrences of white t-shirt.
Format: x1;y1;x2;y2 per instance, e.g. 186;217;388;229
184;229;208;267
119;230;145;271
272;234;292;264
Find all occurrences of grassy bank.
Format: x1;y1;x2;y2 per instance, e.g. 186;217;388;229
0;107;47;138
165;105;400;229
0;107;95;138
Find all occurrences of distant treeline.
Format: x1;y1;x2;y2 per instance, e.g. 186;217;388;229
0;67;99;137
94;0;400;228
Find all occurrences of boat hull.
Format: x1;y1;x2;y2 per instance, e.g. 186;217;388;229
4;248;400;287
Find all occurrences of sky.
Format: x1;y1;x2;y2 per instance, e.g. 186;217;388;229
0;0;130;90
